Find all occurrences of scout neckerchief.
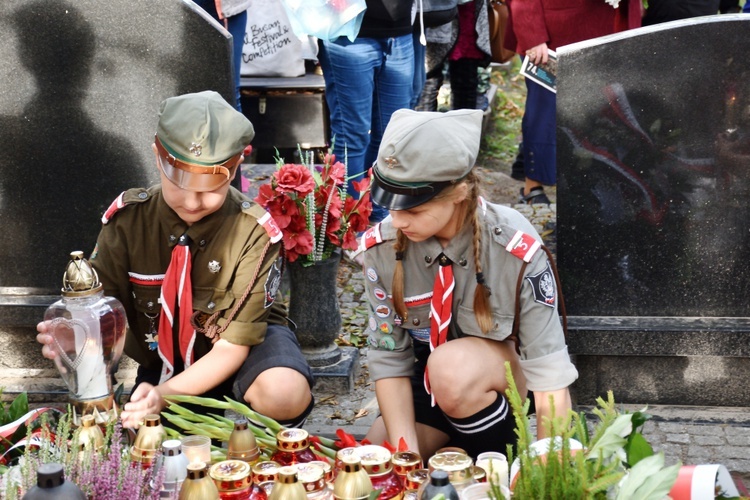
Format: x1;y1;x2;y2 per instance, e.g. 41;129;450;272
425;253;455;406
157;233;194;383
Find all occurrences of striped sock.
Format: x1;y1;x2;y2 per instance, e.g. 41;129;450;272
442;392;516;458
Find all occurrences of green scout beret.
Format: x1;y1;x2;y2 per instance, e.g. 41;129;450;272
371;109;483;210
156;90;255;166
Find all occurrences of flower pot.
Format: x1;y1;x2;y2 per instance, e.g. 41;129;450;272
287;251;343;367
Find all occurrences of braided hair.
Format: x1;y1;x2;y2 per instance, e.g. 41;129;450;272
390;171;493;334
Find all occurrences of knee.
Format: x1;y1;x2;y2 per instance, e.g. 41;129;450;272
427;349;474;414
244;367;311;420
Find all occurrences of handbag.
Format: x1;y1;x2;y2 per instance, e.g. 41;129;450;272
422;0;459;28
488;0;515;64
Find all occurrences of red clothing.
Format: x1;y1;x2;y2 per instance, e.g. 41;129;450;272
505;0;641;54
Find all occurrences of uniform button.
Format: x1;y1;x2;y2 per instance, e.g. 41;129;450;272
199;240;207;247
412;318;420;326
241;201;251;209
424;256;432;263
146;301;154;310
493;227;502;235
138;192;148;199
169;234;177;242
207;302;216;310
459;258;467;266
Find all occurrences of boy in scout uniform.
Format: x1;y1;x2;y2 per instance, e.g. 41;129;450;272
37;91;314;429
361;109;578;458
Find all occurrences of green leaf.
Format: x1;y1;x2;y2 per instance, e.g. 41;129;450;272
7;393;29;422
615;453;676;500
368;489;383;500
625;432;653;466
631;462;680;500
586;413;633;461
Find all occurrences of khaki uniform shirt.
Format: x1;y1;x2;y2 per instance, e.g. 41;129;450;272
363;200;578;392
91;185;287;370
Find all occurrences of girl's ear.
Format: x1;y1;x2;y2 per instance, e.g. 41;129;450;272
453;182;470;204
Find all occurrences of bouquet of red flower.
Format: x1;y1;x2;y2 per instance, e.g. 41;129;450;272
255;149;372;264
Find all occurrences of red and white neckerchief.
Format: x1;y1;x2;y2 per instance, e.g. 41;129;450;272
424;253;455;406
157;234;195;383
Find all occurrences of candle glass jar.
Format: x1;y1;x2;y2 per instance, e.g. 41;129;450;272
210;460;254;499
354;445;403;500
271;429;317;466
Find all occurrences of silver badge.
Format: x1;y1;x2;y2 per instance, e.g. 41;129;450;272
208;260;221;273
189;142;202;157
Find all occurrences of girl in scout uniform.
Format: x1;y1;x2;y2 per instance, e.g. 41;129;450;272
37;91;314;429
361;109;578;458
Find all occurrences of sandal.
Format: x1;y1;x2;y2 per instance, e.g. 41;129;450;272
518;187;550;205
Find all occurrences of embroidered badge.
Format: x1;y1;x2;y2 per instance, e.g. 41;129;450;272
369;316;378;331
379;322;393;334
263;257;283;308
375;304;391;318
407;328;431;343
208;260;221;273
506;230;541;262
373;288;387;301
525;261;556;308
379;336;396;350
189;142;202;157
394;315;403;327
90;244;99;260
366;267;378;282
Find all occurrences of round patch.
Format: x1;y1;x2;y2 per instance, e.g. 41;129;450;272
379;322;393;334
373;287;387;301
394;315;403;327
379;336;396;350
369;316;378;331
366;267;378;282
375;304;391;318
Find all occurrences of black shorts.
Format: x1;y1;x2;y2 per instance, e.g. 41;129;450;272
135;324;314;405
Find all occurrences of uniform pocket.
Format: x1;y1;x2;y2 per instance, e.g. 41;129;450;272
456;305;514;340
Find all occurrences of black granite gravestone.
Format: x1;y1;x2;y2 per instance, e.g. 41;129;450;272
0;0;235;299
557;15;750;406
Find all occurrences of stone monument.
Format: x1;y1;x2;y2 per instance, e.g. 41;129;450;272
0;0;235;396
556;15;750;406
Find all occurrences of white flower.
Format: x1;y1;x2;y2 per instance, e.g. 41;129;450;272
605;0;621;7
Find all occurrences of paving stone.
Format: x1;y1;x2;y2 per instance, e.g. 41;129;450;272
666;433;691;444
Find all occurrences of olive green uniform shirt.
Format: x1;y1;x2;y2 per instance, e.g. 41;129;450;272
363;200;578;392
91;185;287;370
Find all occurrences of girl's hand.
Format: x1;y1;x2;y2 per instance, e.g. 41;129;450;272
121;383;166;429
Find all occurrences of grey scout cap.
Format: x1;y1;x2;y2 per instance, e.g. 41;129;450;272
371;108;483;210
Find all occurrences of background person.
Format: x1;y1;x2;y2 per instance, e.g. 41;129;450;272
361;108;577;458
37;91;314;429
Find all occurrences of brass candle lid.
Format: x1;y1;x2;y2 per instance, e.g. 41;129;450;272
276;429;310;451
355;445;393;476
210;460;252;492
62;251;102;297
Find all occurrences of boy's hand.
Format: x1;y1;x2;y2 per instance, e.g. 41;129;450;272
121;383;166;429
36;321;58;360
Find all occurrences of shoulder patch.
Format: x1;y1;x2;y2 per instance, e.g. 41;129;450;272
505;230;541;262
101;188;151;224
525;260;556;308
360;224;384;252
257;211;283;244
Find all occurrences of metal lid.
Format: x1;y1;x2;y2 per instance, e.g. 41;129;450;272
162;439;182;457
276;429;310;451
354;445;393;476
253;460;281;484
405;469;430;490
62;251;103;297
296;463;326;492
187;462;209;480
392;451;421;475
36;463;65;488
210;460;252;491
428;452;474;484
277;466;300;484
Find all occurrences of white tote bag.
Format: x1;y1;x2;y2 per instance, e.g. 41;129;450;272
241;0;305;77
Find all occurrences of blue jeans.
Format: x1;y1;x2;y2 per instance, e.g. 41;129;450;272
319;34;415;223
193;0;246;111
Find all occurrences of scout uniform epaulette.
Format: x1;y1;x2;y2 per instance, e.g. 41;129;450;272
239;198;283;244
359;222;398;253
101;188;152;224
